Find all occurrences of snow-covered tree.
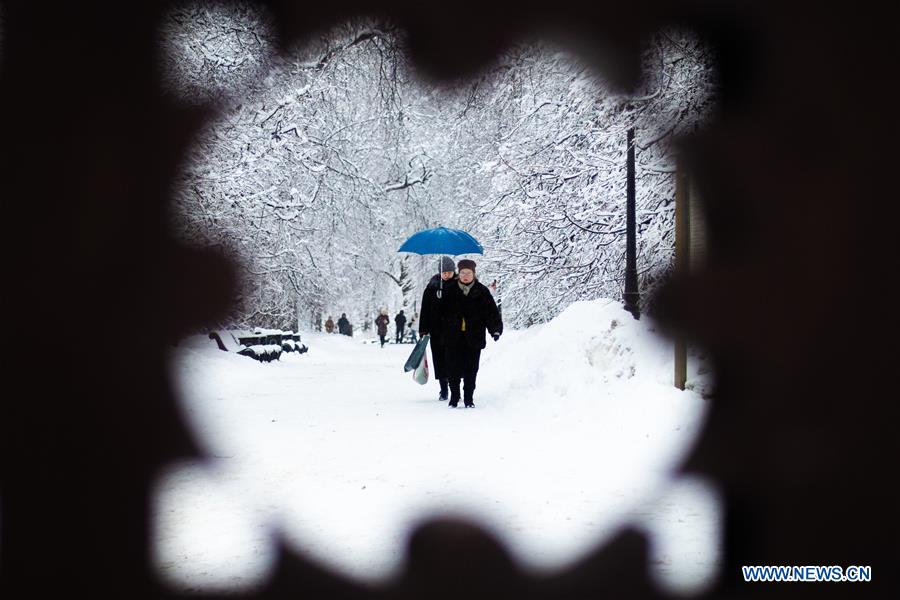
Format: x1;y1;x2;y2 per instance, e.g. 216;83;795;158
160;4;715;330
457;34;716;325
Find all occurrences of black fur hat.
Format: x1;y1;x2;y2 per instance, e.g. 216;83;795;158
457;259;476;272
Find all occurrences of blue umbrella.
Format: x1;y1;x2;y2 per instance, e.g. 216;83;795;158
398;227;483;298
397;227;483;256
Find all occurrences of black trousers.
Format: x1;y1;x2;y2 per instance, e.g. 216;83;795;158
430;338;449;394
445;344;482;401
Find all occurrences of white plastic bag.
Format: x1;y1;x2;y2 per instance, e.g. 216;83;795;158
412;354;429;385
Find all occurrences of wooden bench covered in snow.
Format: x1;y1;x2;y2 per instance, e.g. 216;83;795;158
208;328;308;362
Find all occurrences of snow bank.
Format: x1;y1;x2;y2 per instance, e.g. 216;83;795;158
484;299;677;407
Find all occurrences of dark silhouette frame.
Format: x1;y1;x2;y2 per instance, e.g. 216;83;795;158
1;1;895;598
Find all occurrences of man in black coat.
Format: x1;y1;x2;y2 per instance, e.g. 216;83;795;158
441;259;503;408
418;256;457;401
394;310;407;343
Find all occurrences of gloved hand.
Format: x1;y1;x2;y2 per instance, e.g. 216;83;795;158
419;331;427;337
491;332;500;342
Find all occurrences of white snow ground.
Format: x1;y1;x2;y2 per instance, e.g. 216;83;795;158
156;299;719;594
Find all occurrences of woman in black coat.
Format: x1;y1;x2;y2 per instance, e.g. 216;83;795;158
418;256;457;401
441;259;503;407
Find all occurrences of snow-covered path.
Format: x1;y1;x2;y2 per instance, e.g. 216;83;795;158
156;301;719;594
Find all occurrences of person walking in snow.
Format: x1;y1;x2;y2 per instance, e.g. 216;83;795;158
324;316;335;334
375;309;390;347
407;312;418;343
418;256;457;402
441;259;502;408
337;313;351;336
394;310;407;343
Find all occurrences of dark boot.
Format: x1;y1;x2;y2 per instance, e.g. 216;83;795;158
448;380;461;407
438;379;448;401
463;374;476;408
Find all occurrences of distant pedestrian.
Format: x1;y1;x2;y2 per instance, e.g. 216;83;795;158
418;256;457;401
408;312;418;343
324;316;335;334
442;259;502;408
337;313;351;336
375;309;390;347
394;310;407;343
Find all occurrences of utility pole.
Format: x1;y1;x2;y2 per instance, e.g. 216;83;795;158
495;227;502;315
674;161;689;390
623;125;640;319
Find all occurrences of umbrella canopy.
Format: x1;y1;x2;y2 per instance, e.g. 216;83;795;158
397;227;483;256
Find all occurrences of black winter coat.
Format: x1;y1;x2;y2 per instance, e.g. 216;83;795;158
418;274;457;344
395;313;407;328
441;279;503;350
